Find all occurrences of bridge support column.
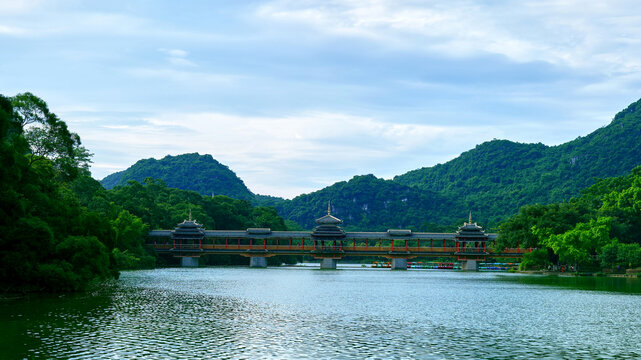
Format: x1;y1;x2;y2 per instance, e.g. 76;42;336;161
320;258;337;269
181;257;199;268
391;258;407;270
249;257;267;268
461;260;478;271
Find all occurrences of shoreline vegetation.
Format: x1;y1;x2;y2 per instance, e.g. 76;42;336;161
2;92;641;294
0;93;300;293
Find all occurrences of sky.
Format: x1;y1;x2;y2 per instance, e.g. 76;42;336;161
2;0;641;198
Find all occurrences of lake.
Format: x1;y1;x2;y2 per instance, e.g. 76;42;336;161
2;267;641;359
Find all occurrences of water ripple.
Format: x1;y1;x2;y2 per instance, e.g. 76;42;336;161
2;269;641;359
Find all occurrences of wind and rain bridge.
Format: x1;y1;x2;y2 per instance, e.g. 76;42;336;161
148;204;530;270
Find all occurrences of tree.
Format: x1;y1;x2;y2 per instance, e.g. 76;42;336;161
11;92;92;181
539;217;613;268
0;93;119;292
598;240;641;270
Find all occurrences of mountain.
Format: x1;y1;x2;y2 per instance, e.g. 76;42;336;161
393;98;641;224
99;98;641;230
100;153;255;200
276;174;460;231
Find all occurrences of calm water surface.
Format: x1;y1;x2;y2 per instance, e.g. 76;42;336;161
2;267;641;359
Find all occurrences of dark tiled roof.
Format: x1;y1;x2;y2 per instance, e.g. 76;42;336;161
172;220;205;239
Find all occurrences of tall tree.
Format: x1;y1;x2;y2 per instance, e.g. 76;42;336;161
11;92;92;181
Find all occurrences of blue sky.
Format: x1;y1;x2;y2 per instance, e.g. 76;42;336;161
2;1;641;198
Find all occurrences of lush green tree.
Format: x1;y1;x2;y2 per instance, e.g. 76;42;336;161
0;93;119;292
598;240;641;270
12;92;92;181
105;177;294;266
538;217;613;268
252;206;286;230
519;248;550;270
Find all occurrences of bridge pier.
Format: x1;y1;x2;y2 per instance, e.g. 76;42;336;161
320;258;337;269
181;257;199;267
249;257;267;268
461;260;478;271
390;258;407;270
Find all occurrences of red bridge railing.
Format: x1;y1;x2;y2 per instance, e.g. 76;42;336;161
150;237;532;257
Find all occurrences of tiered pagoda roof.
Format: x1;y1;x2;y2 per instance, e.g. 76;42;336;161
455;213;489;241
172;211;205;240
311;202;346;239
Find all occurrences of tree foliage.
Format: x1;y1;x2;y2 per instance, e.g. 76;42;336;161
0;93;113;292
1;93;297;292
275;174;461;231
500;165;641;270
100;153;254;200
12;92;92;181
394;98;641;226
105;177;296;265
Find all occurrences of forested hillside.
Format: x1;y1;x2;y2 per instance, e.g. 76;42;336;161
275;174;461;231
394;98;641;224
0;93;295;293
98;97;641;231
101;153;255;200
498;165;641;271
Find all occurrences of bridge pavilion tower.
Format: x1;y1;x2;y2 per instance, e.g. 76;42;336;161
454;213;489;271
311;202;346;269
172;211;204;267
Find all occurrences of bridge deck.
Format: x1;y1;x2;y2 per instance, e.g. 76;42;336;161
148;228;527;259
150;243;530;259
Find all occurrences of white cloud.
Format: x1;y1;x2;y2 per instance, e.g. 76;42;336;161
256;0;641;73
84;110;505;198
6;1;640;200
0;24;27;35
158;48;196;67
0;0;43;14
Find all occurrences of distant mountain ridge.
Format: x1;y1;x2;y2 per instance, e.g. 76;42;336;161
393;97;641;224
100;153;254;200
276;174;460;231
99;98;641;230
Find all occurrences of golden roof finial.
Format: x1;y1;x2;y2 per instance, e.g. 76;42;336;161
328;200;331;215
189;208;192;222
468;211;472;224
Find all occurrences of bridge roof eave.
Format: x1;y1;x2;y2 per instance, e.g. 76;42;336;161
203;230;313;238
344;232;456;240
149;229;495;241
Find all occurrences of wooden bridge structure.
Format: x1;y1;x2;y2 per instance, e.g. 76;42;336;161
147;209;531;270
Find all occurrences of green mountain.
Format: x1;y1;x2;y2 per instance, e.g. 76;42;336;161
394;98;641;224
100;153;254;200
276;174;460;231
99;98;641;231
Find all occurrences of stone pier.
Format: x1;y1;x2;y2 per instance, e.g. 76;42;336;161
461;260;478;271
320;258;337;269
181;257;199;267
390;258;408;270
249;257;267;268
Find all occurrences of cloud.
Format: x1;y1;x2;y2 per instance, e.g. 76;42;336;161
255;0;641;73
0;24;27;35
0;0;43;14
158;48;196;67
82;109;507;198
7;1;641;200
125;67;237;85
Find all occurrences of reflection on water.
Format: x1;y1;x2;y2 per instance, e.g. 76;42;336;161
495;273;641;293
2;268;641;359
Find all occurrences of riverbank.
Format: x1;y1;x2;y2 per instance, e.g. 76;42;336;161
518;269;641;278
